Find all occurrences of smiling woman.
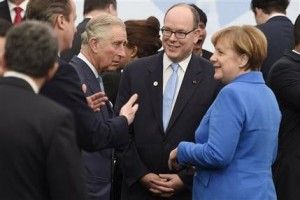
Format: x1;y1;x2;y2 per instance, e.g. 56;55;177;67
169;25;281;200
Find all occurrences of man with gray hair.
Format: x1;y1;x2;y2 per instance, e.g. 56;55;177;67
0;20;85;200
61;0;118;62
26;0;138;152
69;14;129;200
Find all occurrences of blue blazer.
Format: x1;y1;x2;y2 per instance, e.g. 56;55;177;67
177;72;281;200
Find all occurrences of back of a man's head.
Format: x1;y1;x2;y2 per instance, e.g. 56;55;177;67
294;14;300;46
251;0;289;14
4;20;58;78
26;0;72;26
84;0;117;15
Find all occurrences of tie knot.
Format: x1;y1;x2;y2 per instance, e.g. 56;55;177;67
171;63;179;72
14;7;23;14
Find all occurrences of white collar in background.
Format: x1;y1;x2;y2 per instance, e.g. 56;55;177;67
77;53;99;78
267;13;286;21
8;0;28;14
292;49;300;55
4;70;39;94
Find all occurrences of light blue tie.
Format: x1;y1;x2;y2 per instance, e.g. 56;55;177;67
163;63;179;131
97;75;105;92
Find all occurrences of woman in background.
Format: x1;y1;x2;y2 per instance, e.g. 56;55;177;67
168;25;281;200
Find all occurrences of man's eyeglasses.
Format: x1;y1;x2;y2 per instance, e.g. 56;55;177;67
161;27;196;39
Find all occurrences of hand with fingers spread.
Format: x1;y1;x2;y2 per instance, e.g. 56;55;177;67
82;84;108;112
119;94;139;125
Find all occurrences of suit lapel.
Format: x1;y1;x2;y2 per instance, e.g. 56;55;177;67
147;52;164;132
166;55;205;132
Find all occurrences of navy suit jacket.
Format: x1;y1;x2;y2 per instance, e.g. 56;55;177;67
0;0;11;22
70;56;119;200
40;58;129;152
0;77;85;200
258;16;294;80
115;52;220;199
269;50;300;200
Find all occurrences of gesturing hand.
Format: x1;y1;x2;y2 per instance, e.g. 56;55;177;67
119;94;139;125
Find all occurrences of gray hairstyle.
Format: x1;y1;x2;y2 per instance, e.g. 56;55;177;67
81;13;125;45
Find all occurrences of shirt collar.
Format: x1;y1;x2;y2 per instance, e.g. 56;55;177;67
267;13;286;21
77;52;99;78
8;0;29;13
3;70;39;93
292;49;300;55
163;53;192;72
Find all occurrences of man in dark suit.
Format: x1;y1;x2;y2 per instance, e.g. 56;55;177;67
269;14;300;200
0;18;12;75
0;0;28;24
115;3;220;199
251;0;294;80
69;15;135;200
0;20;85;200
26;0;138;152
61;0;117;62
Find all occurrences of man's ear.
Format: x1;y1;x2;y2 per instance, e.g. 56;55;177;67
130;46;138;58
46;62;59;81
193;28;201;44
89;37;100;53
55;14;66;30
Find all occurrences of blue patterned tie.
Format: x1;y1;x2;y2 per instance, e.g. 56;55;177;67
163;63;179;131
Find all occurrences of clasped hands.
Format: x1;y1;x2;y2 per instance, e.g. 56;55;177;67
140;172;184;198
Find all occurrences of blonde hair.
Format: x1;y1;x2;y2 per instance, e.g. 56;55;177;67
81;13;125;45
211;25;267;70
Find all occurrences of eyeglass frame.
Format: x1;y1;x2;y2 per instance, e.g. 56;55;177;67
161;27;196;39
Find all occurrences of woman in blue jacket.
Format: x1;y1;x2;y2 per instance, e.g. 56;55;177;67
167;25;281;200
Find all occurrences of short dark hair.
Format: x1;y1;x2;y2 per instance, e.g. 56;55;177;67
4;20;58;78
26;0;72;26
84;0;117;15
251;0;289;14
294;14;300;46
189;4;207;26
125;16;162;58
0;19;12;37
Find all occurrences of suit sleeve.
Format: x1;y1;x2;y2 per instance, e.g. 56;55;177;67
47;111;86;200
269;58;300;112
177;88;243;168
115;66;150;187
41;63;129;152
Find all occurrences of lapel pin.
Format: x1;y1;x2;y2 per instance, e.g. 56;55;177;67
153;81;158;86
192;80;197;84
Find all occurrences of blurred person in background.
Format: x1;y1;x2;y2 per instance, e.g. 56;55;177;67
269;14;300;200
0;20;85;200
189;3;212;60
251;0;294;80
0;0;28;24
0;18;12;76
